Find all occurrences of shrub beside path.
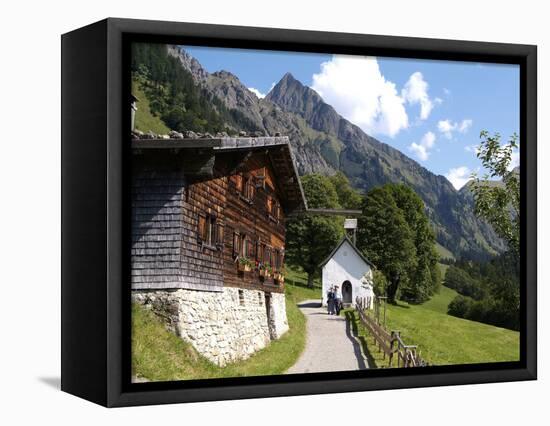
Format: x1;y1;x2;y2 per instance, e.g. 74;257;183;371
286;299;370;374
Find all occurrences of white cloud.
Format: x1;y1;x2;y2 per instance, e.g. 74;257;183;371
248;87;266;99
401;72;434;120
465;144;480;154
311;55;409;137
508;149;520;171
437;120;455;138
459;119;473;133
446;166;472;190
409;131;436;161
437;118;473;139
443;88;451;96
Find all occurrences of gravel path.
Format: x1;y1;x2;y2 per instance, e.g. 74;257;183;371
286;299;369;374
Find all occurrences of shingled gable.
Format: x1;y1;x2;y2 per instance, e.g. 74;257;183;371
319;235;375;269
132;136;308;214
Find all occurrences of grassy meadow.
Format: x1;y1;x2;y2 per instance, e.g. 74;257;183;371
346;285;520;366
131;77;171;135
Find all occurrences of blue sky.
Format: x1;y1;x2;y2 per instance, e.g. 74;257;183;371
185;45;519;189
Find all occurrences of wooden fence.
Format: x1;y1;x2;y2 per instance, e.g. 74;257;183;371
355;297;428;368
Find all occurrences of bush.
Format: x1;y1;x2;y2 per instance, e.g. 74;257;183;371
448;296;519;331
444;265;486;300
448;295;472;317
469;300;519;331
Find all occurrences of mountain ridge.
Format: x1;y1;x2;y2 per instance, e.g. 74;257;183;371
165;45;505;260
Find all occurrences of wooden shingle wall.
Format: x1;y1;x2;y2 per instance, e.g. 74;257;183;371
131;154;224;292
179;177;226;290
131;169;187;288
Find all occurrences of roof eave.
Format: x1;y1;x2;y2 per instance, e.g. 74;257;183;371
131;136;308;212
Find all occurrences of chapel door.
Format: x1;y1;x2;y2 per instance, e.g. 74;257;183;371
342;281;352;304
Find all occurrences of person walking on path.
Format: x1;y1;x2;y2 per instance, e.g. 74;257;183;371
327;286;336;315
334;285;342;315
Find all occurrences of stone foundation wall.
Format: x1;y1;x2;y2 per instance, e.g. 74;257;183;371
268;292;289;339
133;286;289;366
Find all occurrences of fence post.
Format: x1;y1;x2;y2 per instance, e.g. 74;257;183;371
389;331;395;367
383;298;386;328
396;331;401;367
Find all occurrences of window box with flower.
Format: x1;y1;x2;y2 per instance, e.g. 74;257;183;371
237;256;254;272
259;263;273;278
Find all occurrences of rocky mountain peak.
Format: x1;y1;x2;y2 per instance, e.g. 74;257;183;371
267;72;324;112
280;72;298;84
167;45;209;84
211;70;239;81
267;72;342;136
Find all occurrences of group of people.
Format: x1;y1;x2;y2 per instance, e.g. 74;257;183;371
326;285;342;315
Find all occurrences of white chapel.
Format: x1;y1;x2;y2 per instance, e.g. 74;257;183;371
319;235;375;309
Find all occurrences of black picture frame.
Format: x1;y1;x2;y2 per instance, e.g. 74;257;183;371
61;17;537;407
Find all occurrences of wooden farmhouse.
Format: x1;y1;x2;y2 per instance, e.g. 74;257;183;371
320;236;375;309
131;136;307;366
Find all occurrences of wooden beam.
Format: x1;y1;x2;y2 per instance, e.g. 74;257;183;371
288;208;362;217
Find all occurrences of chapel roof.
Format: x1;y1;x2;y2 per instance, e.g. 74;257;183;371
319;235;375;269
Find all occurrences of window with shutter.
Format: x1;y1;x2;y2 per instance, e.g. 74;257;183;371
264;246;271;265
245;237;254;258
216;222;224;247
275;249;281;270
256;241;263;263
199;213;217;247
245;177;255;201
241;235;248;257
255;167;266;189
235;174;243;193
207;216;215;245
233;231;240;258
198;214;207;242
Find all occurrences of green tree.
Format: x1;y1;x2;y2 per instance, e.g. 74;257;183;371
471;131;520;255
286;174;344;288
357;186;415;303
387;185;440;302
470;131;520;329
329;172;363;209
357;184;439;303
372;269;388;297
444;265;485;300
